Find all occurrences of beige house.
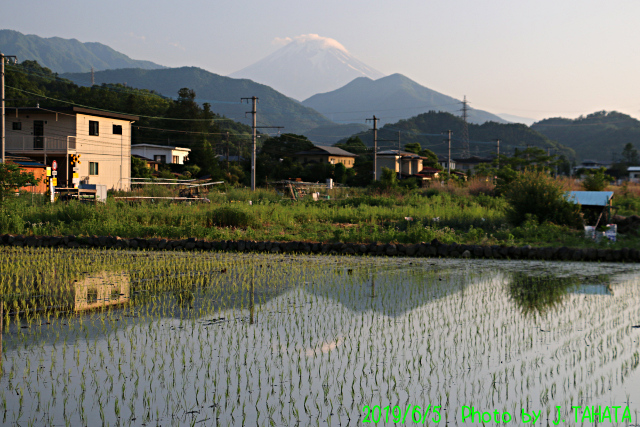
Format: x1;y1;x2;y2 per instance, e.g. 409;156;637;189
376;150;426;179
4;107;138;190
293;145;357;168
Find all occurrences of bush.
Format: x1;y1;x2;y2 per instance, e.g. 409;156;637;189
205;206;255;228
504;170;583;228
581;168;613;191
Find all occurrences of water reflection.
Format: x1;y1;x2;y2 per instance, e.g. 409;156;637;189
506;272;613;316
73;271;130;311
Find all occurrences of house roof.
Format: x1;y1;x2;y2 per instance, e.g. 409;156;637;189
565;191;614;206
294;145;357;157
6;106;139;122
131;144;191;152
6;155;46;168
628;166;640;172
377;150;426;159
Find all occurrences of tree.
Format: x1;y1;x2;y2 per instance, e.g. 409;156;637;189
131;156;152;179
404;143;421;154
335;137;368;155
418;148;441;169
504;170;582;227
621;143;639;164
0;163;39;203
581;167;613;191
334;163;347;184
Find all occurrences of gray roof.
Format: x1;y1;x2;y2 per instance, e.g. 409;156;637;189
295;145;357;157
564;191;614;206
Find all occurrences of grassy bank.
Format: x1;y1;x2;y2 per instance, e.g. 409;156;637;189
1;182;639;249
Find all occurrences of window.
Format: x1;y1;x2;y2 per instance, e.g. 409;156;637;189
12;122;21;130
172;155;179;164
87;287;98;304
89;121;99;136
89;162;99;175
154;155;166;163
112;124;122;135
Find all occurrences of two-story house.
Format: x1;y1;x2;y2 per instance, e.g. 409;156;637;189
4;106;138;190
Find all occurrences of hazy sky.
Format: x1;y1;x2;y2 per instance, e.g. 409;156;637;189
2;0;639;121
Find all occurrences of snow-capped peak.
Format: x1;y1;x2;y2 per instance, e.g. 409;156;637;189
229;34;385;101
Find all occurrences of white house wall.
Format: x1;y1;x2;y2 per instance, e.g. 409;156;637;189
75;114;132;191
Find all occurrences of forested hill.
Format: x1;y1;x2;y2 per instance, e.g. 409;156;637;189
347;111;575;160
5;61;252;152
0;29;165;73
531;111;640;162
61;67;347;135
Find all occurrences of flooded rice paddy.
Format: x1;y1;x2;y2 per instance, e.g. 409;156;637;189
1;247;640;426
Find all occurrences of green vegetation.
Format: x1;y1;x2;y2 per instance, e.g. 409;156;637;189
581;168;614;191
2;181;640;249
349;111;575;160
503;170;582;227
0;163;39;203
532;110;640;162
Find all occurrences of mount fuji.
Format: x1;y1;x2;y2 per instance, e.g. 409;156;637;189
229;34;385;101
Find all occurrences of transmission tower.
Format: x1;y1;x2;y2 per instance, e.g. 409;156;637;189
460;95;470;158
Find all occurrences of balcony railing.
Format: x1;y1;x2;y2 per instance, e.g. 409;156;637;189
5;136;76;152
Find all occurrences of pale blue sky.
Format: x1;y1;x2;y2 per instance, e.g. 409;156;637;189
2;0;639;120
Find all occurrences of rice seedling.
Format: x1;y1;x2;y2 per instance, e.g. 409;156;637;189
0;247;639;425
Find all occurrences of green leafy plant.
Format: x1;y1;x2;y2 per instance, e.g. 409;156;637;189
0;163;39;204
504;170;582;227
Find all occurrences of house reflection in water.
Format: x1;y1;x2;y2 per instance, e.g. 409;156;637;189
73;272;130;312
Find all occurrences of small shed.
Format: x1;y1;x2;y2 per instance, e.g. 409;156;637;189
565;191;614;225
7;156;47;193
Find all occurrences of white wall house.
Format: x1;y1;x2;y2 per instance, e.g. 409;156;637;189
131;144;191;165
629;166;640;183
4;107;138;190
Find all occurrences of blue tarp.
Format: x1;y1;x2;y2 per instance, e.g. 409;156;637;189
564;191;614;206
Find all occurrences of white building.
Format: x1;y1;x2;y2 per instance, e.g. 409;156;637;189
629;166;640;183
376;150;426;179
131;144;191;165
5;106;138;190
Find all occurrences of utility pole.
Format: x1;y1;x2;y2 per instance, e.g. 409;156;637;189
366;115;379;180
1;52;18;164
241;96;283;191
241;97;258;191
398;131;401;151
444;130;452;174
495;139;500;169
226;131;230;175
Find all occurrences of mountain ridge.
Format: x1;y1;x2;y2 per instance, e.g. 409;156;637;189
0;29;165;73
302;73;508;126
62;66;368;140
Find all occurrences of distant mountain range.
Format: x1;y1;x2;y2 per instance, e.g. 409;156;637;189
230;34;385;101
302;74;508;127
532;111;640;162
62;67;368;141
0;29;165;73
497;113;536;126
